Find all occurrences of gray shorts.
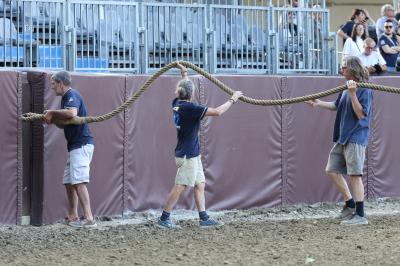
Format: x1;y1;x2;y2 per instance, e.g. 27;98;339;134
325;142;366;176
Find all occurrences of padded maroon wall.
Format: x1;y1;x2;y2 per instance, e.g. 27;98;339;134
367;77;400;198
198;76;282;209
283;76;344;204
0;71;22;225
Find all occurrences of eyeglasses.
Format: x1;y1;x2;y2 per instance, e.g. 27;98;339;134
341;66;347;69
384;25;393;29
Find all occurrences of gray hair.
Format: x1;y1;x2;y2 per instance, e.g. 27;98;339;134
382;4;394;16
364;37;375;47
343;56;369;82
52;71;71;86
176;79;194;100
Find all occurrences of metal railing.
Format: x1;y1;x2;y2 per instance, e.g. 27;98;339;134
0;0;336;74
0;0;66;69
210;5;272;74
69;0;139;72
142;2;207;73
272;5;331;74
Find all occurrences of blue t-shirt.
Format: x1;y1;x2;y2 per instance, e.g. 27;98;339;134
61;89;94;152
340;20;355;45
379;35;399;68
333;88;373;146
172;98;208;158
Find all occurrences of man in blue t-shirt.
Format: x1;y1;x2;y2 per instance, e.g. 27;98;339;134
158;66;243;229
43;71;96;228
306;56;372;226
379;19;400;72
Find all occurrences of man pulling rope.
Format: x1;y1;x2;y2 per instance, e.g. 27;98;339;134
157;63;243;229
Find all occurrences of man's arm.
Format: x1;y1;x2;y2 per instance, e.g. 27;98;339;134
305;99;337;111
337;29;349;41
44;108;77;124
205;91;243;116
176;62;188;79
381;44;400;54
346;80;365;120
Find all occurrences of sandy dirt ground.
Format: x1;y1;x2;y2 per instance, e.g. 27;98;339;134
1;198;400;266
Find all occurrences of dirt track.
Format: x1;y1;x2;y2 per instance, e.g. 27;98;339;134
1;199;400;266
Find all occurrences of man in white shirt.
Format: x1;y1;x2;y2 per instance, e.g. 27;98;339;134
359;38;387;75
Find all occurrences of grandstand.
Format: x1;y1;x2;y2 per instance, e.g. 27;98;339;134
0;0;336;74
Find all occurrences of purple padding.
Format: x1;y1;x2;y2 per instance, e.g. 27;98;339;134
284;76;347;204
124;75;199;211
198;76;282;210
42;73;125;223
367;77;400;198
0;71;21;224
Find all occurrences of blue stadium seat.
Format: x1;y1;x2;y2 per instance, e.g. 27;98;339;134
76;57;109;69
0;45;24;61
73;4;97;39
38;45;63;68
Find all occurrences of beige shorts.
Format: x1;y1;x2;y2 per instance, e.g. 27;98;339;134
175;155;205;187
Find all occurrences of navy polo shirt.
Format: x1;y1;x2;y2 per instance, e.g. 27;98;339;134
333;88;373;146
61;89;94;152
379;34;399;68
172;98;208;158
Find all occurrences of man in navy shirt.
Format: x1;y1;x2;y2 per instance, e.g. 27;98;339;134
306;56;372;225
44;71;96;228
379;19;400;72
158;66;243;229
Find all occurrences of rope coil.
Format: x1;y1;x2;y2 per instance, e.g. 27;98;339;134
21;61;400;125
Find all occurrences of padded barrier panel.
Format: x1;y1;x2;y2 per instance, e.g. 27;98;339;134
367;76;400;198
0;71;22;225
198;75;283;209
283;76;347;204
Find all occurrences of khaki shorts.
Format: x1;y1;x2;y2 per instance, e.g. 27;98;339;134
325;142;366;176
175;155;205;187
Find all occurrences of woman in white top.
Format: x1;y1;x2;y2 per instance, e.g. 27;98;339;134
342;23;368;59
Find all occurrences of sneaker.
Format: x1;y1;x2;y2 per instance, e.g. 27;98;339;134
63;216;79;226
340;214;368;225
199;218;224;228
69;219;97;228
336;206;355;220
157;218;181;229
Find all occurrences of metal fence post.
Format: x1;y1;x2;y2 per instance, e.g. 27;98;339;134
64;0;75;71
138;2;146;74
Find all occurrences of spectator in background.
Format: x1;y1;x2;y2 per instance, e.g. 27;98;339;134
288;0;299;7
376;4;398;39
342;23;368;59
359;38;387;75
312;5;323;69
337;9;369;45
379;19;400;73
